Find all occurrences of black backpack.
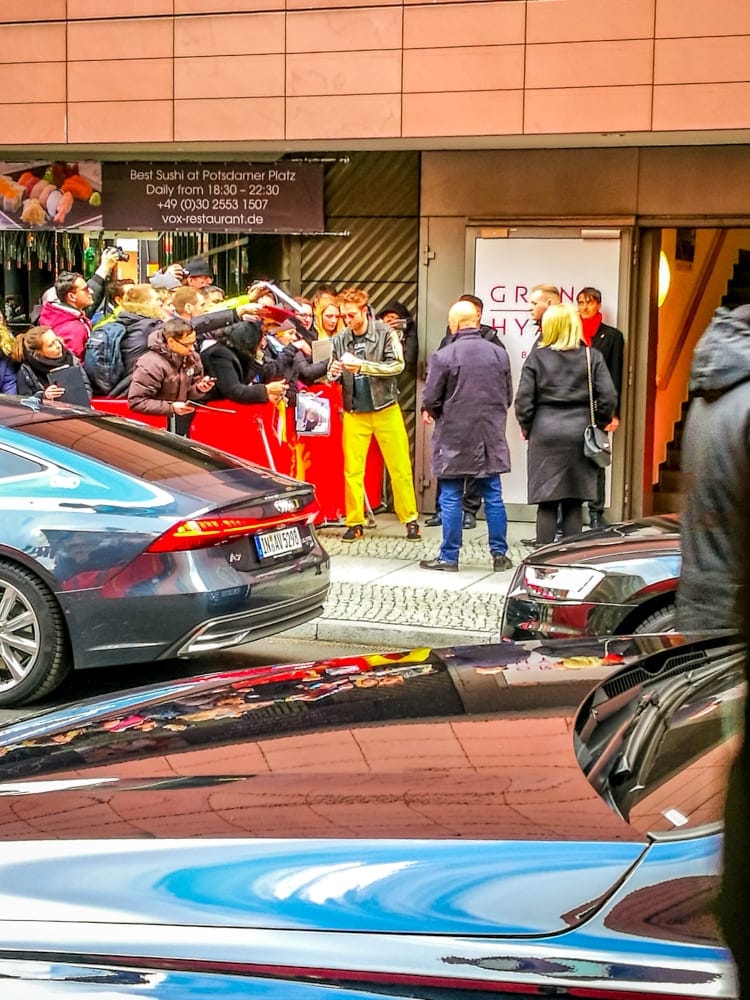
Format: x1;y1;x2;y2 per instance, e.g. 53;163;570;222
84;319;127;395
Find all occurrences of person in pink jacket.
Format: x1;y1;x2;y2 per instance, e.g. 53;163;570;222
38;272;95;363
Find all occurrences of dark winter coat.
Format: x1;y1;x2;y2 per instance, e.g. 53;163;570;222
676;303;750;631
16;342;92;400
377;300;418;369
590;321;624;417
514;344;616;504
0;355;17;394
116;308;164;387
201;342;269;405
422;327;512;478
128;329;206;417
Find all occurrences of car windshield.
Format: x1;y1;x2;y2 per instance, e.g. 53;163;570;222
15;413;250;481
576;638;745;836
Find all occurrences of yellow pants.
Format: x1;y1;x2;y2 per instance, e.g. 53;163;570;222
342;404;418;526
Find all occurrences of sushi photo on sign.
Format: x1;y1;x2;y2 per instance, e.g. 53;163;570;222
0;161;102;230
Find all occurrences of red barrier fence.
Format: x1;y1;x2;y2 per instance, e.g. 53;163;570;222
92;383;384;525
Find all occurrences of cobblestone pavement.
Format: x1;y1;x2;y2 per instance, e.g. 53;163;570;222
287;514;531;648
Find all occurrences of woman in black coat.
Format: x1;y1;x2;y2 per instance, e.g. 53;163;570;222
12;325;92;403
201;321;287;405
515;303;616;545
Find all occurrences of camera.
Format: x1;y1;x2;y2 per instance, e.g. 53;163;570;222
107;246;129;262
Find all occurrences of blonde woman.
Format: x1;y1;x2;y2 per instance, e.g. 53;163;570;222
312;291;342;339
515;302;617;544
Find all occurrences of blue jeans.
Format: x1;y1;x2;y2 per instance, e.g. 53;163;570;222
438;475;508;564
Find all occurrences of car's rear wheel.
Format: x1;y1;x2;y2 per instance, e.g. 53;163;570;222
633;605;677;635
0;563;71;706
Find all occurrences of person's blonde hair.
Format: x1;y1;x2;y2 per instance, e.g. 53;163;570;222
121;283;163;318
540;303;583;351
10;326;52;363
312;291;341;338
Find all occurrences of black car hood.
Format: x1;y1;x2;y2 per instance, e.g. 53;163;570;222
527;515;680;567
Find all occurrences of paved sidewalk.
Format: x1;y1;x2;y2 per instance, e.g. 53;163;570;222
289;513;532;648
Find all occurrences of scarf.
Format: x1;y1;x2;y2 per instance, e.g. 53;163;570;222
581;312;603;347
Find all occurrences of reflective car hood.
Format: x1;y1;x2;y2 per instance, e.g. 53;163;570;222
528;515;680;567
0;837;645;937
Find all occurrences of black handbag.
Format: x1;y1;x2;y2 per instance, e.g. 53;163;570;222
584;347;612;468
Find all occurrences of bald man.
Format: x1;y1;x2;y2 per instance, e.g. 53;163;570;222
420;300;514;572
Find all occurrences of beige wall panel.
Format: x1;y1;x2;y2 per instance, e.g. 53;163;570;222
527;0;655;43
0;1;65;20
68;58;173;103
68;0;172;16
176;1;282;11
175;54;284;100
286;7;402;53
0;103;65;143
68;100;174;142
421;149;640;218
67;18;173;61
653;82;750;131
525;85;653;135
174;97;284;141
1;23;66;62
286;94;400;139
403;1;524;48
287;0;396;8
403;90;523;138
403;45;524;93
526;39;654;89
655;0;750;37
637;146;750;216
655;36;750;84
287;50;402;97
0;62;65;103
175;13;284;57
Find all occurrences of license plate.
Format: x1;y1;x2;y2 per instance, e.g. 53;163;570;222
255;525;303;561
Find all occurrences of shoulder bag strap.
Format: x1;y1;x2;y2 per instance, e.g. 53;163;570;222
585;346;596;424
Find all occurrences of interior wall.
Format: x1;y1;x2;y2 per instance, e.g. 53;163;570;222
652;227;750;484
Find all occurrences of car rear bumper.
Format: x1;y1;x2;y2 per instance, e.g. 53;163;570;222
167;584;329;656
64;550;330;668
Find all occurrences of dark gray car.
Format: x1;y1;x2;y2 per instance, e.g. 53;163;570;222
0;397;329;706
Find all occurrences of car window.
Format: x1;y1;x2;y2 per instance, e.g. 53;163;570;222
0;446;44;480
613;663;745;835
16;415;249;482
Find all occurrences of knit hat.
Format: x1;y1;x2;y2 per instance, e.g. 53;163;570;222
183;257;212;278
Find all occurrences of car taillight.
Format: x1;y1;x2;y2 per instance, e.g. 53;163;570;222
147;510;313;553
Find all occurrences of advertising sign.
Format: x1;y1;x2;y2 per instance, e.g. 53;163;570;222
103;162;324;233
473;234;622;505
0;161;102;231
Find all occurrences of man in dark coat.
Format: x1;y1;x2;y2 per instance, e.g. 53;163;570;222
419;300;513;573
577;287;625;528
427;293;507;529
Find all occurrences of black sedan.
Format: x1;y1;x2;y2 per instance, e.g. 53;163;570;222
0;396;329;706
502;515;681;640
0;631;740;998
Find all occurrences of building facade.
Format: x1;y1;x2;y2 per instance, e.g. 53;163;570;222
3;0;750;519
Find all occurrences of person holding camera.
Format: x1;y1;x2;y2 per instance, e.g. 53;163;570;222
37;247;121;362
